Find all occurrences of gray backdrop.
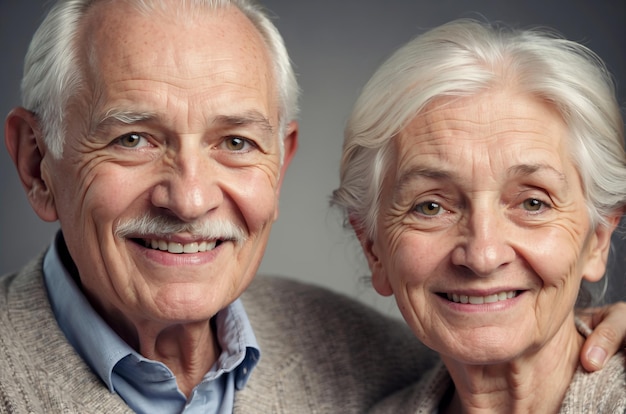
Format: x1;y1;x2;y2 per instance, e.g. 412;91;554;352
1;0;624;317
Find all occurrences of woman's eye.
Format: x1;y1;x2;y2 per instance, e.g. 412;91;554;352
115;132;149;148
414;201;443;216
223;136;253;151
522;198;545;212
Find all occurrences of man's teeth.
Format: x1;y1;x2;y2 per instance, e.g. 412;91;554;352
146;239;217;253
446;291;517;304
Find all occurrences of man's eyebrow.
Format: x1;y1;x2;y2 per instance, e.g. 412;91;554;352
212;111;275;134
92;109;157;133
92;109;275;135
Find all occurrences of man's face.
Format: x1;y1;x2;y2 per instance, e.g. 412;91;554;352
40;3;293;327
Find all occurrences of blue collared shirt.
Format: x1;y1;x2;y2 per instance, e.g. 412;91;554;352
43;236;260;413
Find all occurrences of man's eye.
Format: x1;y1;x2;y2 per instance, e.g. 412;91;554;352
116;133;149;148
414;201;443;216
223;136;252;151
522;198;545;211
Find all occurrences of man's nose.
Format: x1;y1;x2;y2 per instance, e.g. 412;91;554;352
451;208;515;276
151;149;223;222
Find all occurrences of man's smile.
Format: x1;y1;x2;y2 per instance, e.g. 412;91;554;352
140;238;222;254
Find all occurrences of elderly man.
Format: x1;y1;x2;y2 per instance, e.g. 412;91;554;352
2;0;624;413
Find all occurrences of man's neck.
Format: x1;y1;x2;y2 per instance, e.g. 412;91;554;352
55;231;221;397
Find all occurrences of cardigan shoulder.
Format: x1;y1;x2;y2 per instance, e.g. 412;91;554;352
560;351;626;413
0;254;133;413
1;260;439;413
238;275;439;413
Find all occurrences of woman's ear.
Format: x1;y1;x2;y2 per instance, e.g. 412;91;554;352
349;215;393;296
5;107;58;222
582;214;621;282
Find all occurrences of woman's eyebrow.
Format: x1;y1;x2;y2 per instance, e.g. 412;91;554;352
507;163;568;184
393;163;569;198
395;167;455;193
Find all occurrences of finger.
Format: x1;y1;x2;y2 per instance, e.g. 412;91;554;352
578;302;626;372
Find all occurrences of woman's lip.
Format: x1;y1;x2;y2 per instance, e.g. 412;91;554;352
444;290;520;304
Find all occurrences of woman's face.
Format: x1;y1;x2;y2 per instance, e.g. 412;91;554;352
362;89;615;364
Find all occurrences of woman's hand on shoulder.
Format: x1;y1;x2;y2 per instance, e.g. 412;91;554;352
578;302;626;371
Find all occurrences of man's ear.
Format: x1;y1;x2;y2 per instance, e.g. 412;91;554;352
349;215;393;296
273;121;298;219
5;107;58;222
278;120;298;187
582;214;621;282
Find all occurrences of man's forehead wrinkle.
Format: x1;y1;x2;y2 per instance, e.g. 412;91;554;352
93;57;274;108
101;60;243;88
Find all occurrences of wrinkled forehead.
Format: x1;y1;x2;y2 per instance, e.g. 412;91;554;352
86;3;270;72
391;90;576;178
398;90;568;147
73;1;277;113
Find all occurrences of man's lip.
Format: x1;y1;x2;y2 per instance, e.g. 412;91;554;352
129;237;222;254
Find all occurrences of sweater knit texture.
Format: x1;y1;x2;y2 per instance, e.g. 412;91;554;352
370;337;626;413
0;253;439;413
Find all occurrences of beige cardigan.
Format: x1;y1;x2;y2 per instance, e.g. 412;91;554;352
0;253;438;413
370;337;626;413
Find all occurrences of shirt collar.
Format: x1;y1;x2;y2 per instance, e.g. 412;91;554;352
44;233;130;392
43;232;260;393
213;299;260;389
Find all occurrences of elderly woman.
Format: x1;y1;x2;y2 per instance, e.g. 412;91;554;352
332;19;626;413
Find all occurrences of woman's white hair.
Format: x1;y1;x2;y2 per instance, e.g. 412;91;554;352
20;0;299;159
332;19;626;243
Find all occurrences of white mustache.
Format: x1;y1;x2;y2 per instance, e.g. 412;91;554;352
114;214;247;244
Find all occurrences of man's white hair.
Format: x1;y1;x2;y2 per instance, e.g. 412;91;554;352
21;0;299;160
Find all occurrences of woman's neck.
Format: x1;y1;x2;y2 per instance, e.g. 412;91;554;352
441;321;584;414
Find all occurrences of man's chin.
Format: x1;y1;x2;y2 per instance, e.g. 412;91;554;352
146;282;242;322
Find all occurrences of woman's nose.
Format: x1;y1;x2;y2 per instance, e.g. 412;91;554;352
451;209;515;276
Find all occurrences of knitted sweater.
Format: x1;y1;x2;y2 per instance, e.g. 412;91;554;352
0;253;439;413
370;343;626;413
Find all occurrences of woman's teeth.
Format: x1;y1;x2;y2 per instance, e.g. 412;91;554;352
446;291;517;304
145;239;218;253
